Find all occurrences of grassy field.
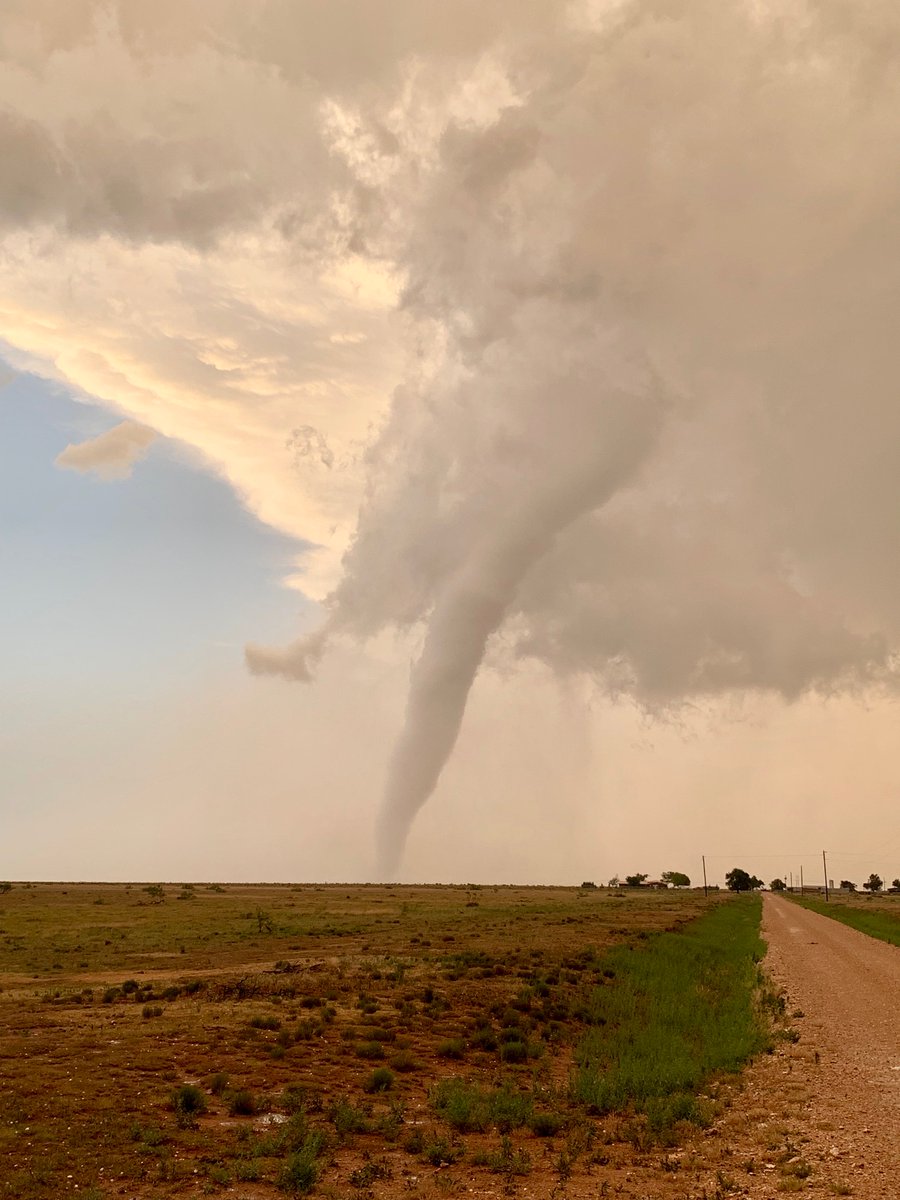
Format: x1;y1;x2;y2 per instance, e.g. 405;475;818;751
789;891;900;947
0;882;771;1199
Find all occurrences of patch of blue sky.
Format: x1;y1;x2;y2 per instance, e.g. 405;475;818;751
0;369;313;696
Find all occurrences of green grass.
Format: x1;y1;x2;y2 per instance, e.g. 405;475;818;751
789;895;900;947
573;897;769;1141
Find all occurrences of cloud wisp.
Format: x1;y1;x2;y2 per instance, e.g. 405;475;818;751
55;419;157;480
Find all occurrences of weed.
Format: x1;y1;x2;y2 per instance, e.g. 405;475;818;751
277;1133;323;1194
421;1132;465;1165
330;1098;372;1135
472;1135;532;1177
350;1159;392;1187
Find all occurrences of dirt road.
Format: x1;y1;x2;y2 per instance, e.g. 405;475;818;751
761;894;900;1196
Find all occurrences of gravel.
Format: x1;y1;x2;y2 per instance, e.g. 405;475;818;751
761;893;900;1197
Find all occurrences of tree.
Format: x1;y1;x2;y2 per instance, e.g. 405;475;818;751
839;880;856;892
624;873;648;887
725;867;763;893
661;871;691;888
890;878;900;893
769;877;786;892
863;873;883;893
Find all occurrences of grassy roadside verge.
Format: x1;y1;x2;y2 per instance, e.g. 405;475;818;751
789;895;900;947
573;896;770;1141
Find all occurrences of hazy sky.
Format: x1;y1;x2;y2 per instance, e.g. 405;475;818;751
3;1;900;887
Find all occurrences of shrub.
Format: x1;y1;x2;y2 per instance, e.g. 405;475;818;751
471;1026;498;1051
364;1067;395;1093
365;1026;396;1043
228;1090;257;1116
389;1049;419;1072
421;1133;464;1166
529;1110;565;1137
473;1135;531;1177
329;1098;371;1135
437;1038;466;1059
141;1004;163;1019
282;1085;308;1114
499;1041;528;1064
171;1084;207;1127
277;1135;322;1194
431;1079;489;1132
249;1015;281;1031
355;1040;385;1060
209;1072;229;1096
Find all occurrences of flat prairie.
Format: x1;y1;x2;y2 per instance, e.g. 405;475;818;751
0;882;770;1199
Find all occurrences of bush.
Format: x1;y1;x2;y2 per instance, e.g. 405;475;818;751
473;1135;532;1176
421;1133;464;1166
499;1041;528;1064
228;1090;257;1116
249;1015;281;1031
355;1040;385;1060
209;1072;229;1096
471;1026;498;1051
364;1066;395;1093
278;1136;322;1194
329;1098;371;1135
437;1038;466;1059
389;1049;419;1072
529;1110;565;1137
171;1084;207;1127
141;1004;163;1019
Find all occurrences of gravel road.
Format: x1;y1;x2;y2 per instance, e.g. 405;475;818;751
761;894;900;1195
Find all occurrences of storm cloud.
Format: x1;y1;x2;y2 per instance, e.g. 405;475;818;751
4;1;900;873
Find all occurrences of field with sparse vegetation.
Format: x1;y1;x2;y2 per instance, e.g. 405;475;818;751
0;882;776;1199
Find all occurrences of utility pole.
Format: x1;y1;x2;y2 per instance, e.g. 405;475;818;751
790;870;793;892
800;864;804;895
823;850;829;902
702;855;708;898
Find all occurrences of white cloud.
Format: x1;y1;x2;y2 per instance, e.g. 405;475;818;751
55;418;156;479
